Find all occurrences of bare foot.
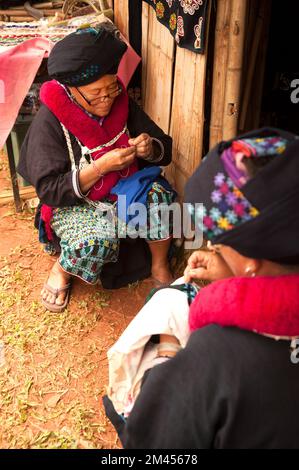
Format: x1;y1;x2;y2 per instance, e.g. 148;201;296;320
41;261;71;306
151;263;174;285
157;335;181;358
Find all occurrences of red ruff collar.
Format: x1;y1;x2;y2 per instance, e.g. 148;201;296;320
40;79;138;201
189;275;299;337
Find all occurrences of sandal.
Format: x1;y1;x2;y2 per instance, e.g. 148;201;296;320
41;282;72;313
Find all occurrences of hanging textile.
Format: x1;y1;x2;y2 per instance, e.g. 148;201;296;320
143;0;209;54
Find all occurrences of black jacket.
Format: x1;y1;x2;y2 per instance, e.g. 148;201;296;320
121;325;299;449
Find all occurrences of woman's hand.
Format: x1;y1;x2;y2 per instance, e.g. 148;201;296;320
78;146;136;194
128;133;153;159
184;250;234;283
98;146;136;174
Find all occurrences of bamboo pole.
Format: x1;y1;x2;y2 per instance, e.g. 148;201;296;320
209;0;232;148
9;2;62;9
9;16;35;22
0;10;29;16
141;2;149;109
222;0;248;140
0;186;37;206
0;9;61;16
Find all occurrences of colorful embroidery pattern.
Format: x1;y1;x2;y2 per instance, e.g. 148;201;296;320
232;137;288;158
0;23;76;47
169;13;177;30
63;64;102;85
156;2;165;18
188;134;291;242
189;172;260;241
221;136;289;189
144;0;208;54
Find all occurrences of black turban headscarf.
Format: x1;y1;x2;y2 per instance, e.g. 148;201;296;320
47;25;128;86
184;127;299;265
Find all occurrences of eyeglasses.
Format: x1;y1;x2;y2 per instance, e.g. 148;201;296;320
75;84;122;106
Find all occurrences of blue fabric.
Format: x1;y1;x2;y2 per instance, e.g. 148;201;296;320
111;167;174;224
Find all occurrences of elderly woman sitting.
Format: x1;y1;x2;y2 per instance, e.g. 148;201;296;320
104;127;299;449
18;26;175;312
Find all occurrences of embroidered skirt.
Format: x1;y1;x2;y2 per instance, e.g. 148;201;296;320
51;182;175;284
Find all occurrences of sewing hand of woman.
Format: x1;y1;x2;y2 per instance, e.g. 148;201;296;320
128;133;153;159
79;146;136;194
184;249;234;283
99;145;136;173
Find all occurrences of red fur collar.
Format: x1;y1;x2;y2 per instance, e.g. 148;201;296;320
40;79;138;201
189;275;299;337
40;79;128;150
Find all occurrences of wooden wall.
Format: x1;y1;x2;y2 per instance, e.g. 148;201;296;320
141;4;211;195
141;4;174;134
114;2;211;195
114;1;258;196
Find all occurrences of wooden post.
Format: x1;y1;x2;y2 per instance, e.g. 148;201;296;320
209;0;232;148
222;0;247;140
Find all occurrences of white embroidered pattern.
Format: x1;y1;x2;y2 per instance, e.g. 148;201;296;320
179;0;203;15
194;17;203;49
175;16;185;43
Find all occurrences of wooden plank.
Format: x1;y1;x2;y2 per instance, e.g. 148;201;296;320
165;2;212;194
168;0;211;193
164;160;192;201
169;47;209;184
142;7;175;134
114;0;129;39
209;0;231;148
0;186;37;206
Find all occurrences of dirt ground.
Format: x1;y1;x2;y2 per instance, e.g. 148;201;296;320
0;151;181;449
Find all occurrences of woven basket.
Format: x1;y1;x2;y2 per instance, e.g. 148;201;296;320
62;0;112;18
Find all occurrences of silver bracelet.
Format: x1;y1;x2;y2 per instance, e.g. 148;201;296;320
145;138;165;163
91;159;104;179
